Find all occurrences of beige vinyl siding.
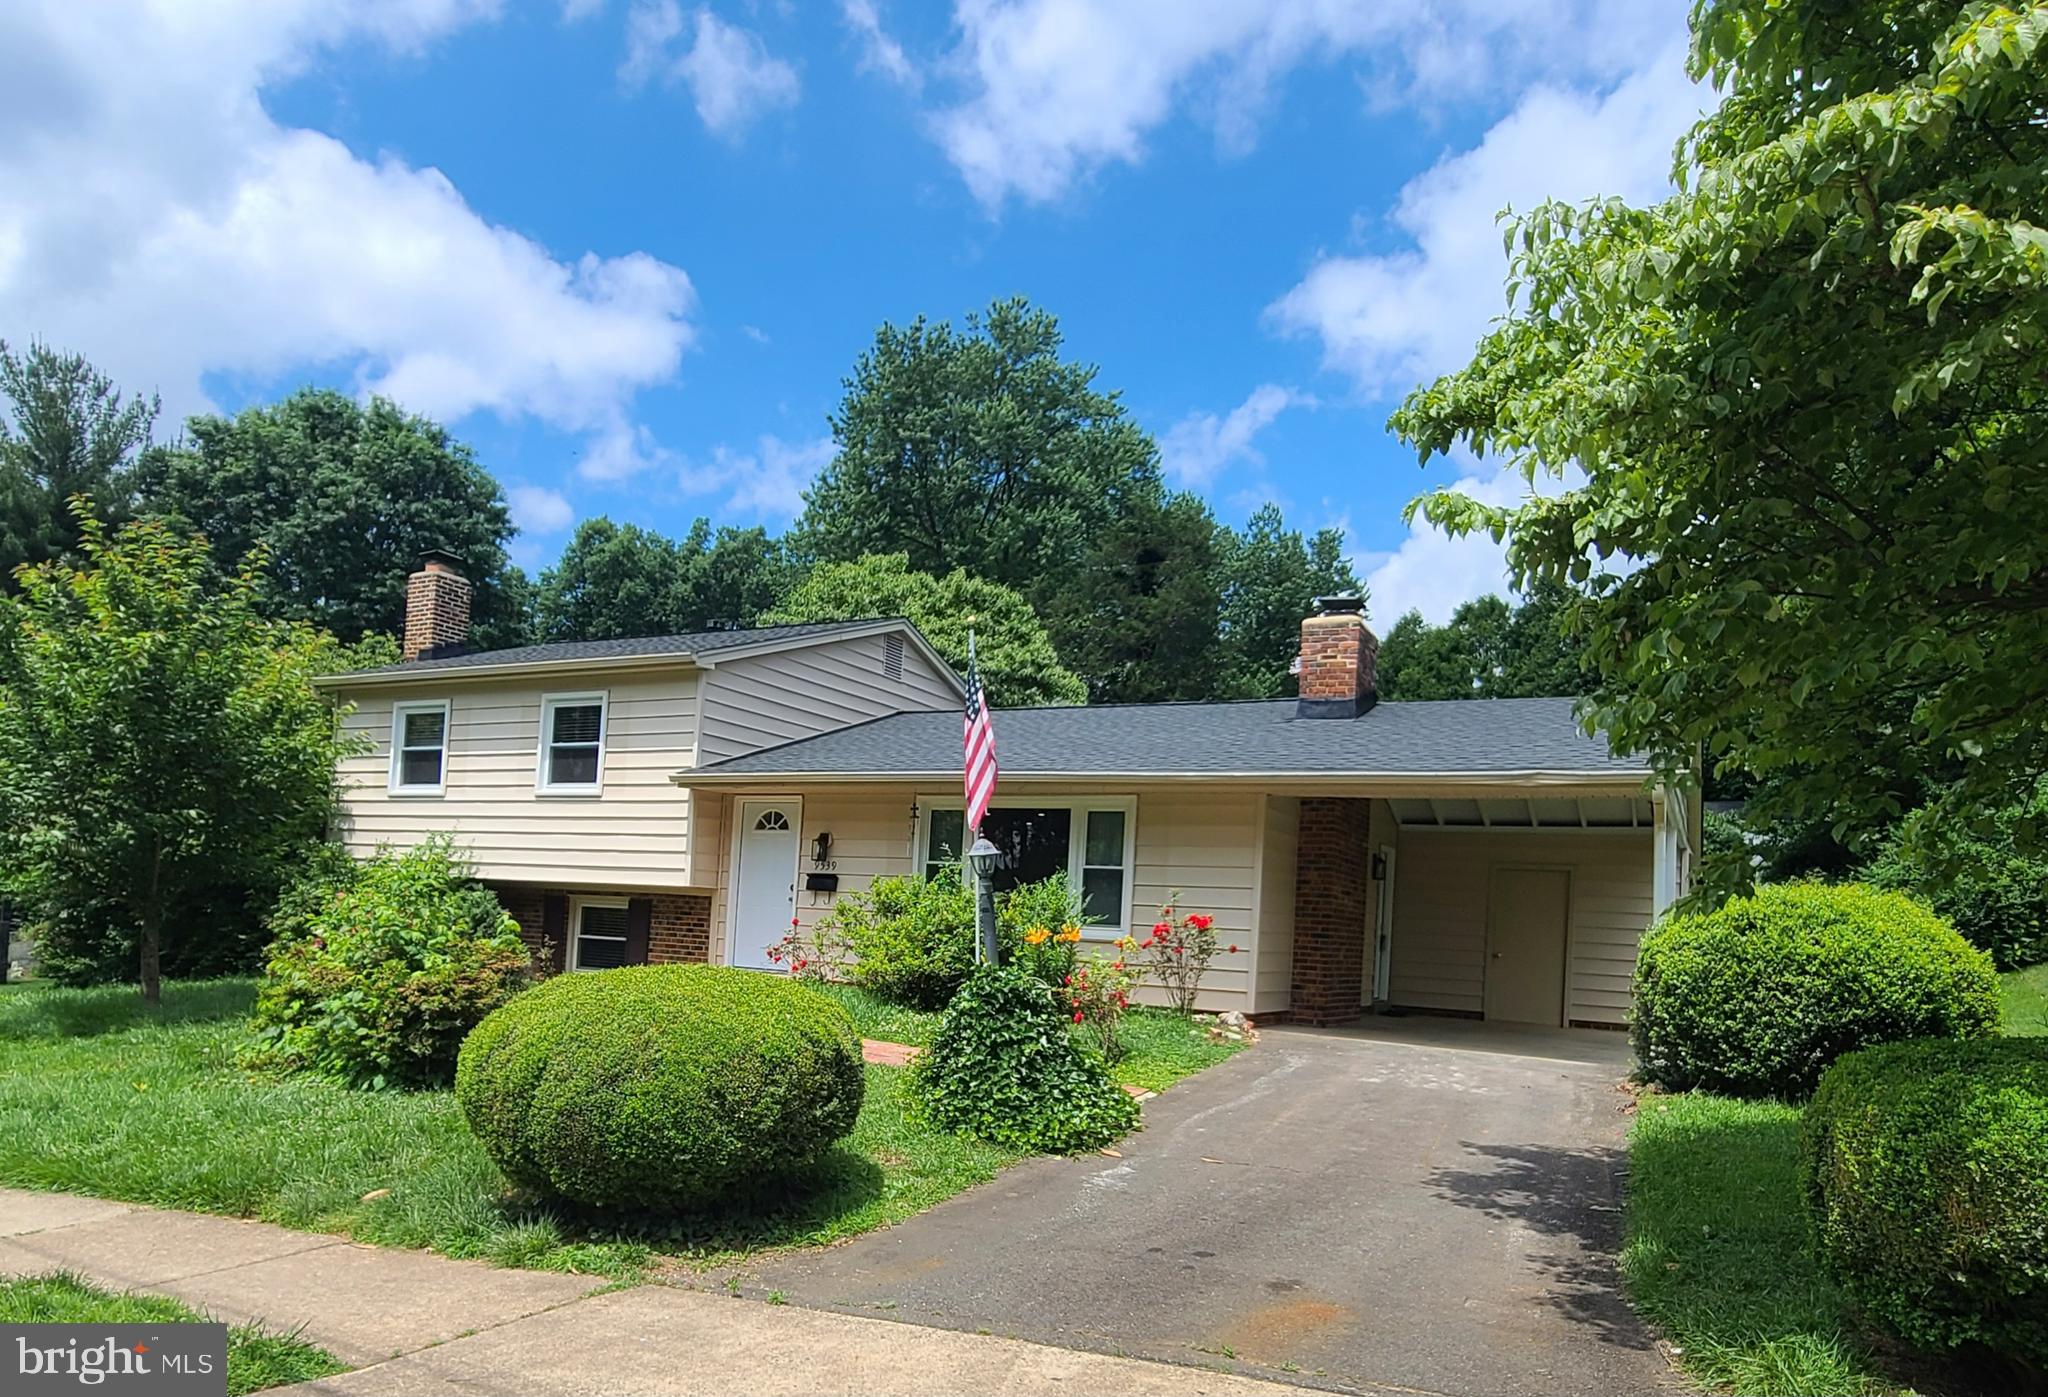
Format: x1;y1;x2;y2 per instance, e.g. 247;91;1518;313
711;784;1257;1012
333;671;699;889
1252;796;1299;1014
1130;790;1258;1013
696;633;957;763
1387;829;1652;1025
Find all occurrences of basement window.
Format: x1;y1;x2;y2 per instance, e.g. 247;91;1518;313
570;898;629;971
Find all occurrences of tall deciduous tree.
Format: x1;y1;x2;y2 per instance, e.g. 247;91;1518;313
0;515;355;1001
534;516;795;642
137;389;528;648
0;340;157;582
801;297;1211;701
764;553;1087;707
1391;1;2048;848
1376;585;1591;701
1213;504;1362;699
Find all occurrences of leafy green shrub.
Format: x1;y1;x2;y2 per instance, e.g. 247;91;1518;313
246;838;530;1087
1631;883;1998;1098
1000;871;1088;992
822;872;975;1009
907;965;1138;1153
1803;1038;2048;1370
455;965;864;1209
1867;785;2048;970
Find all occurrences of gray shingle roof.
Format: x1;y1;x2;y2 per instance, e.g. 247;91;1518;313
336;619;906;679
685;697;1647;780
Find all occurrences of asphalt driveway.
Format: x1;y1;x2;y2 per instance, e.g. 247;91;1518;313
747;1019;1677;1396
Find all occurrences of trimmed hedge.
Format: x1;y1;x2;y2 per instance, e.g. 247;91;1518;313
907;965;1138;1154
1632;883;1998;1098
1803;1038;2048;1369
455;966;864;1209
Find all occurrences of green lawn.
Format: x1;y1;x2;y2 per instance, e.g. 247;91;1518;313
0;1273;343;1394
812;981;1247;1091
1623;1092;1894;1396
0;980;1016;1277
2001;964;2048;1036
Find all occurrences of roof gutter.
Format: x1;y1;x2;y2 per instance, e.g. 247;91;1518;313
669;768;1655;791
313;651;702;690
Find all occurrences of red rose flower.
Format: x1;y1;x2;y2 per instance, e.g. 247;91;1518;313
1073;1010;1084;1023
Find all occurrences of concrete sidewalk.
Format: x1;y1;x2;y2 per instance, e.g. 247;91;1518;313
0;1188;1309;1396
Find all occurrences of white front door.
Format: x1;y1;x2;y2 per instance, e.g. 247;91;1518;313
732;799;800;970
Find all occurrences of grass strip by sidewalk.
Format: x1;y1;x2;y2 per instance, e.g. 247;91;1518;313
1622;1092;1893;1396
0;1272;344;1394
0;981;1016;1278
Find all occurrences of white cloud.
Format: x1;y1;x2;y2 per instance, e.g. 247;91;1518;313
508;484;575;535
1268;41;1707;396
1158;383;1311;489
931;0;1689;208
739;323;771;345
0;0;695;455
841;0;919;90
1356;450;1582;626
623;3;800;137
678;434;836;518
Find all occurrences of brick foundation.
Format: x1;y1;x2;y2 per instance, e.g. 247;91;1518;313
1291;797;1372;1026
647;894;711;963
488;884;711;975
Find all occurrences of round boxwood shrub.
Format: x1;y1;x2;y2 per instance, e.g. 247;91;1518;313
1803;1038;2048;1370
907;965;1138;1154
455;965;864;1210
1631;882;1998;1098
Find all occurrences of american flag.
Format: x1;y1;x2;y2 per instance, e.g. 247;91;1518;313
963;632;998;833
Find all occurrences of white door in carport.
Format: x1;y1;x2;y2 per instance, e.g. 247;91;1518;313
732;799;801;970
1485;868;1570;1025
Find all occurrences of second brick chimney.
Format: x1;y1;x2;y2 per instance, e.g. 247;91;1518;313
402;550;472;662
1296;595;1378;719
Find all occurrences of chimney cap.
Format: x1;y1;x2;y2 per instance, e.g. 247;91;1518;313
417;548;468;575
1313;593;1366;616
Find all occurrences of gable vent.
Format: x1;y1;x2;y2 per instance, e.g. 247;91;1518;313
883;634;905;681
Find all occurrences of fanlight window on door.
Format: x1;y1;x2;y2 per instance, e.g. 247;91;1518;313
754;810;791;832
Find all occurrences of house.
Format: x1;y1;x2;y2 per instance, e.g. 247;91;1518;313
316;556;1697;1028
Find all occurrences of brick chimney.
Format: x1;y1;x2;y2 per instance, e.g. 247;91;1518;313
1296;595;1378;718
402;550;472;662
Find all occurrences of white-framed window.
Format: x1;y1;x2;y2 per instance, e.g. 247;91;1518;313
536;692;607;794
388;699;450;795
570;897;630;971
918;797;1137;935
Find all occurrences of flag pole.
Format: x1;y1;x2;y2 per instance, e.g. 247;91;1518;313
962;626;1001;965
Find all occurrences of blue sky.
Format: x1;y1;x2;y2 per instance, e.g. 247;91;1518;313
0;0;1708;622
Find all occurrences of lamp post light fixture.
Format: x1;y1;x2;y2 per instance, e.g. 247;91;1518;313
966;836;1001;964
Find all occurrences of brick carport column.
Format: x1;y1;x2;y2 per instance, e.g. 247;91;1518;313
1290;797;1372;1026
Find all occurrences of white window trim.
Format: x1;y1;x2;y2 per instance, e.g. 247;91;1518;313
917;796;1139;938
569;895;631;972
387;698;451;796
535;691;609;796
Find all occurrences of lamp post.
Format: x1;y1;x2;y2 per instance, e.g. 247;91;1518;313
966;836;1000;965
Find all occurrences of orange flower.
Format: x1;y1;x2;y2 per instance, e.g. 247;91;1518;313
1024;926;1051;945
1056;923;1082;943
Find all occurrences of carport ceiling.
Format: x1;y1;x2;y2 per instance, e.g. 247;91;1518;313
1388;795;1655;829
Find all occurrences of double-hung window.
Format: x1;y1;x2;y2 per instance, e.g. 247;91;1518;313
919;799;1136;935
389;700;450;794
537;693;607;793
570;898;629;970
